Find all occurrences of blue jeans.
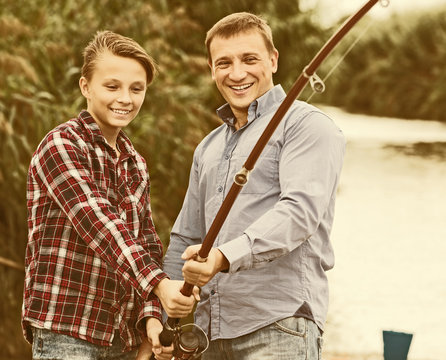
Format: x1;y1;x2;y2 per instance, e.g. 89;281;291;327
31;328;137;360
202;317;323;360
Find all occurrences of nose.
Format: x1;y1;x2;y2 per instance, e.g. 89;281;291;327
228;62;247;82
117;89;131;104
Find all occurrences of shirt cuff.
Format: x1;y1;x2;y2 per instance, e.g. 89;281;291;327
217;234;252;273
136;296;163;335
136;264;169;301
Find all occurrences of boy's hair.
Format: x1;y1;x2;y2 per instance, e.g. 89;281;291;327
205;12;276;62
81;30;158;84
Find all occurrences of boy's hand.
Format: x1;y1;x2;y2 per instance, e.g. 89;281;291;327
140;318;173;360
153;279;199;318
135;335;152;360
181;245;229;287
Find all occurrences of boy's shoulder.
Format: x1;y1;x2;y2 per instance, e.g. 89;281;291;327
54;115;86;136
36;115;91;153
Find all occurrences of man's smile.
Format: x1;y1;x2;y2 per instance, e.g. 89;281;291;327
229;83;253;91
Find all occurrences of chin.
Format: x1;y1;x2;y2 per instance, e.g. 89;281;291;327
231;100;252;110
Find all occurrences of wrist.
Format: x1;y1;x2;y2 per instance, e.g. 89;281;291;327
153;278;167;298
146;317;162;328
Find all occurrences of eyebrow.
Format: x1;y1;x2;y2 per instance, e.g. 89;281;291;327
131;80;147;87
215;52;260;63
103;78;146;86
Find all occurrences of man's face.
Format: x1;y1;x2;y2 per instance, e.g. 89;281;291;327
209;30;278;120
79;51;147;140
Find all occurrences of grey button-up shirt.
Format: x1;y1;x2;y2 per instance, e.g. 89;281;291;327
163;85;345;340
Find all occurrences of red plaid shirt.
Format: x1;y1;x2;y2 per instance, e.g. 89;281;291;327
22;110;168;351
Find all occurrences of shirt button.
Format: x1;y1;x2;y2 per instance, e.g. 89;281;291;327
217;186;223;192
210;290;216;295
224;155;230;160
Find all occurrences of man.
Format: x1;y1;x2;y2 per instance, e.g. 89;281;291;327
163;12;345;359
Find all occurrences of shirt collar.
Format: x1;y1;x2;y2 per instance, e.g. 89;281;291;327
77;110;137;157
216;85;286;128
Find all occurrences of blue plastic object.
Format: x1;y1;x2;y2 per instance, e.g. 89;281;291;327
383;330;413;360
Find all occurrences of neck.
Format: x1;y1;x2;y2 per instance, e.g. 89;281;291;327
101;129;121;155
232;109;248;130
97;125;120;149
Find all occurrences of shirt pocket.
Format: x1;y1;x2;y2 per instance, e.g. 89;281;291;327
230;144;279;195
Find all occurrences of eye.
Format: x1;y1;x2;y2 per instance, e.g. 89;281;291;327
215;61;230;69
244;56;258;64
106;84;118;90
132;86;145;93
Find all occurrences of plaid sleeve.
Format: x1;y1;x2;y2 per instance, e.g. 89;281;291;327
31;130;167;300
137;185;164;268
135;294;163;335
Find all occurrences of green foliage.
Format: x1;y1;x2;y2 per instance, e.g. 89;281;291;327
318;7;446;121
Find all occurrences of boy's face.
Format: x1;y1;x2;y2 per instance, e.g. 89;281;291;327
79;51;147;139
209;30;278;120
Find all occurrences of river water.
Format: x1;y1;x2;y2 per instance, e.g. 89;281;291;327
318;106;446;360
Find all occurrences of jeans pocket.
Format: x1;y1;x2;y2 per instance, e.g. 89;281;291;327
31;328;76;360
273;317;306;337
31;328;44;359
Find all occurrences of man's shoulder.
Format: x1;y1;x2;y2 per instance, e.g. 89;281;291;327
281;101;344;144
289;100;323;116
287;101;335;126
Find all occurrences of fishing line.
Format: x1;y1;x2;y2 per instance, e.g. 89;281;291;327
306;0;389;102
306;19;374;102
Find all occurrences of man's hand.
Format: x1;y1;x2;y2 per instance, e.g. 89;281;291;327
181;245;229;287
153;279;199;318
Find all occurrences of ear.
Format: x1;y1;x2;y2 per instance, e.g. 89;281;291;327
271;49;279;74
208;59;216;80
79;77;91;99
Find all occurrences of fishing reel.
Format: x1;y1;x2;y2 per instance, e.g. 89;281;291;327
152;320;209;360
171;323;209;359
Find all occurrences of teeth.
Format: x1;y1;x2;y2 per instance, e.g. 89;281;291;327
230;84;252;90
112;109;131;115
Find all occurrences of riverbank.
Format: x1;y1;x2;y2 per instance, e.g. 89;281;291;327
319;106;446;360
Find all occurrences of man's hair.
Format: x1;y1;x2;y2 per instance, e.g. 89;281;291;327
81;30;158;84
205;12;276;62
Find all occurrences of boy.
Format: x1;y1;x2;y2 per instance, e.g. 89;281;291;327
22;31;197;360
